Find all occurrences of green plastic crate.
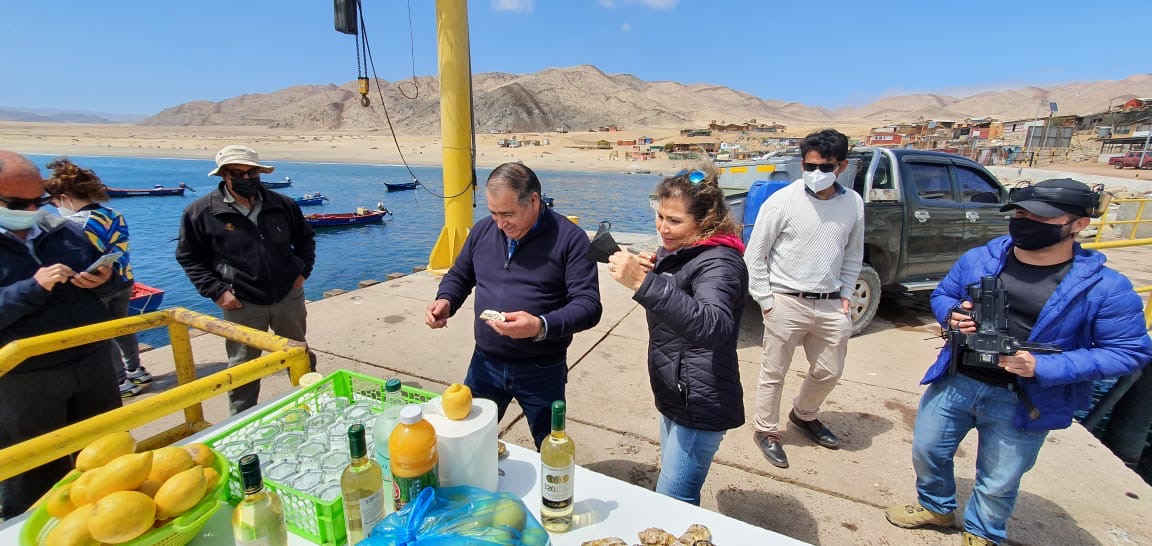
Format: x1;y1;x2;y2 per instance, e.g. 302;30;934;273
204;370;437;545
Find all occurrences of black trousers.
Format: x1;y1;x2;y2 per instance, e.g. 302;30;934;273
0;342;121;518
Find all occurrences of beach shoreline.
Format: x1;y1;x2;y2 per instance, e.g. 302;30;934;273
4;121;1146;185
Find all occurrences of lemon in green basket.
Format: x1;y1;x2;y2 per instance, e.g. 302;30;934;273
148;446;195;483
183;443;216;468
45;502;98;546
44;481;78;519
86;452;153;502
154;466;209;519
89;491;156;544
75;432;136;472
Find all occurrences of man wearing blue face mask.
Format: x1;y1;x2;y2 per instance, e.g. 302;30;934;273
176;145;316;414
886;178;1151;546
0;150;124;518
744;128;865;469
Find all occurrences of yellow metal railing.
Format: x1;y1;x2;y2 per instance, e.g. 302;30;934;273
0;307;311;482
1083;197;1152;329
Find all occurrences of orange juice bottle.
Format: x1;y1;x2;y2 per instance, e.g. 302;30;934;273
388;405;439;510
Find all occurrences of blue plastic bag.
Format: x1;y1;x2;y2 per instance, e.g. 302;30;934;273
359;486;551;546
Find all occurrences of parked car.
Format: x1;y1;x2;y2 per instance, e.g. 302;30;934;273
727;148;1012;334
1108;151;1152;170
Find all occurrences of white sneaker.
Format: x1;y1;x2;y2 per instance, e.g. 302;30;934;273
120;379;144;398
126;367;153;384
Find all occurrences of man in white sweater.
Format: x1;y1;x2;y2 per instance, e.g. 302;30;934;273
744;129;865;468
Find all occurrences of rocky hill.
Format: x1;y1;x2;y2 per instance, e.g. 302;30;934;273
142;66;1152;134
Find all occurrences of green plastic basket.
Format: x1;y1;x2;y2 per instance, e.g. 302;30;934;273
203;369;437;545
19;447;231;546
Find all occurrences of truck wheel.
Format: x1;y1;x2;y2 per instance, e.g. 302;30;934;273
1115;163;1124;169
850;265;881;336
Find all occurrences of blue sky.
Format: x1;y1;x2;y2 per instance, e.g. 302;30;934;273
1;0;1146;115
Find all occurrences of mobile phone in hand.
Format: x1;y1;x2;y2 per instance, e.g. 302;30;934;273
84;251;123;274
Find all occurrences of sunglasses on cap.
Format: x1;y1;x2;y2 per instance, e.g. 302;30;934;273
802;162;838;173
223;167;262;179
674;169;707;185
0;194;52;210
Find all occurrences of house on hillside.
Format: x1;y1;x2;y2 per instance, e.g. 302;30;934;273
866;124;915;147
680;128;712;137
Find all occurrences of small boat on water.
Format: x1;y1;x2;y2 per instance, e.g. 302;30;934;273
127;283;165;315
107;183;193;197
294;192;329;207
384;181;419;192
304;206;392;228
262;177;293;189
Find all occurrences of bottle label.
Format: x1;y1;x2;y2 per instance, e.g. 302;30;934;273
360;489;385;534
392;464;439;511
541;462;574;508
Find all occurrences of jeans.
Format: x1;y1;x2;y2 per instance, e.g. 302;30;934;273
464;348;567;449
912;373;1048;544
655;415;725;506
222;286;316;415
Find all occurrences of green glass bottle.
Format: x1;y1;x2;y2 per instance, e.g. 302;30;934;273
341;423;386;544
232;454;289;546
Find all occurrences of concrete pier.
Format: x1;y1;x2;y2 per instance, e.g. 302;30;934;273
129;235;1152;545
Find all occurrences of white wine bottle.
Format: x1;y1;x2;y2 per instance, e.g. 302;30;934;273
232;454;289;546
539;400;575;532
341;423;386;544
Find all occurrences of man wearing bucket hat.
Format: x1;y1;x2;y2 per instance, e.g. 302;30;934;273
885;178;1150;545
176;145;316;414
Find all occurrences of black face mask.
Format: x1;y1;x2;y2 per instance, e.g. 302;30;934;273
1009;217;1074;250
229;177;261;198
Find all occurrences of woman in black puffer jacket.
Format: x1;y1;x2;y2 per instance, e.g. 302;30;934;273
608;164;748;505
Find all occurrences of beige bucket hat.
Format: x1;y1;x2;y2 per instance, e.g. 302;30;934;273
208;145;276;176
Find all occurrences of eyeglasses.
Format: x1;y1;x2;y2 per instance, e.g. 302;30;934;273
0;194;52;210
224;167;261;179
802;162;838;173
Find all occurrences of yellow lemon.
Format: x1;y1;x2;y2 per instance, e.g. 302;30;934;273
88;491;156;544
44;502;99;546
75;432;136;472
182;443;216;468
44;482;78;519
489;497;527;531
153;466;208;519
147;446;194;482
442;383;473;420
86;451;153;502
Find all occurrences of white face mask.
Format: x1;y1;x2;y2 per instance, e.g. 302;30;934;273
0;208;43;231
57;206;77;218
803;169;837;193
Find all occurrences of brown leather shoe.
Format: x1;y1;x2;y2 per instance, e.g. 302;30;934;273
789;409;841;449
753;430;789;468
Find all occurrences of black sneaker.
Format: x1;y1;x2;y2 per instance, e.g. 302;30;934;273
753;430;789;468
119;379;144;398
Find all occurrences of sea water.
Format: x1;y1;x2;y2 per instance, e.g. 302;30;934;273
24;154;661;346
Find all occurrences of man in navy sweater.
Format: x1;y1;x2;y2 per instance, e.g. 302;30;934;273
426;162;602;448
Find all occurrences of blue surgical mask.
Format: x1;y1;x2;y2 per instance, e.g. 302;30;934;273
0;208;42;231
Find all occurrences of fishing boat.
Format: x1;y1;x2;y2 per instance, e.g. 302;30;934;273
384;181;419;192
294;192;329;206
127;283;165;315
262;177;293;189
106;183;193;197
304;206;392;228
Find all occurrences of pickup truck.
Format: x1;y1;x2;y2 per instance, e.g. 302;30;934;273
1108;151;1152;170
725;147;1012;334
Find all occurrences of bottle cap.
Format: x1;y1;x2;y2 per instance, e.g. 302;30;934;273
238;454;264;493
347;423;367;457
551;400;566;431
385;378;402;393
398;404;424;425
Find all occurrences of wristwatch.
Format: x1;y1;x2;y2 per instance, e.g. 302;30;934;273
533;315;548;342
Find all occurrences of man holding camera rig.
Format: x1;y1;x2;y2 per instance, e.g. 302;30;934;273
885;178;1151;546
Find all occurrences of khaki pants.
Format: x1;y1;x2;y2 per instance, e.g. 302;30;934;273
753;294;851;434
222;286;315;415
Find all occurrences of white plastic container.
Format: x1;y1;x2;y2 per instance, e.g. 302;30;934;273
422;397;499;492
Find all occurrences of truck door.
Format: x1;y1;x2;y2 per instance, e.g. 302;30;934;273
954;163;1010;248
901;158;965;279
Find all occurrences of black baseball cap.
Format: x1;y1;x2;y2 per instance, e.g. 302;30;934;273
1000;178;1092;218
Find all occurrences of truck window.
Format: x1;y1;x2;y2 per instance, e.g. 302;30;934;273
851;154;872;195
956;165;1002;203
906;162;955;202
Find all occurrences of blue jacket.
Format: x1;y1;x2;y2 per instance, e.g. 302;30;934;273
1;214;119;372
436;208;602;364
926;236;1151;431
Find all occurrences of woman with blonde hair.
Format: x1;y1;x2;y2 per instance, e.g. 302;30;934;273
607;163;748;505
44;158;151;397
